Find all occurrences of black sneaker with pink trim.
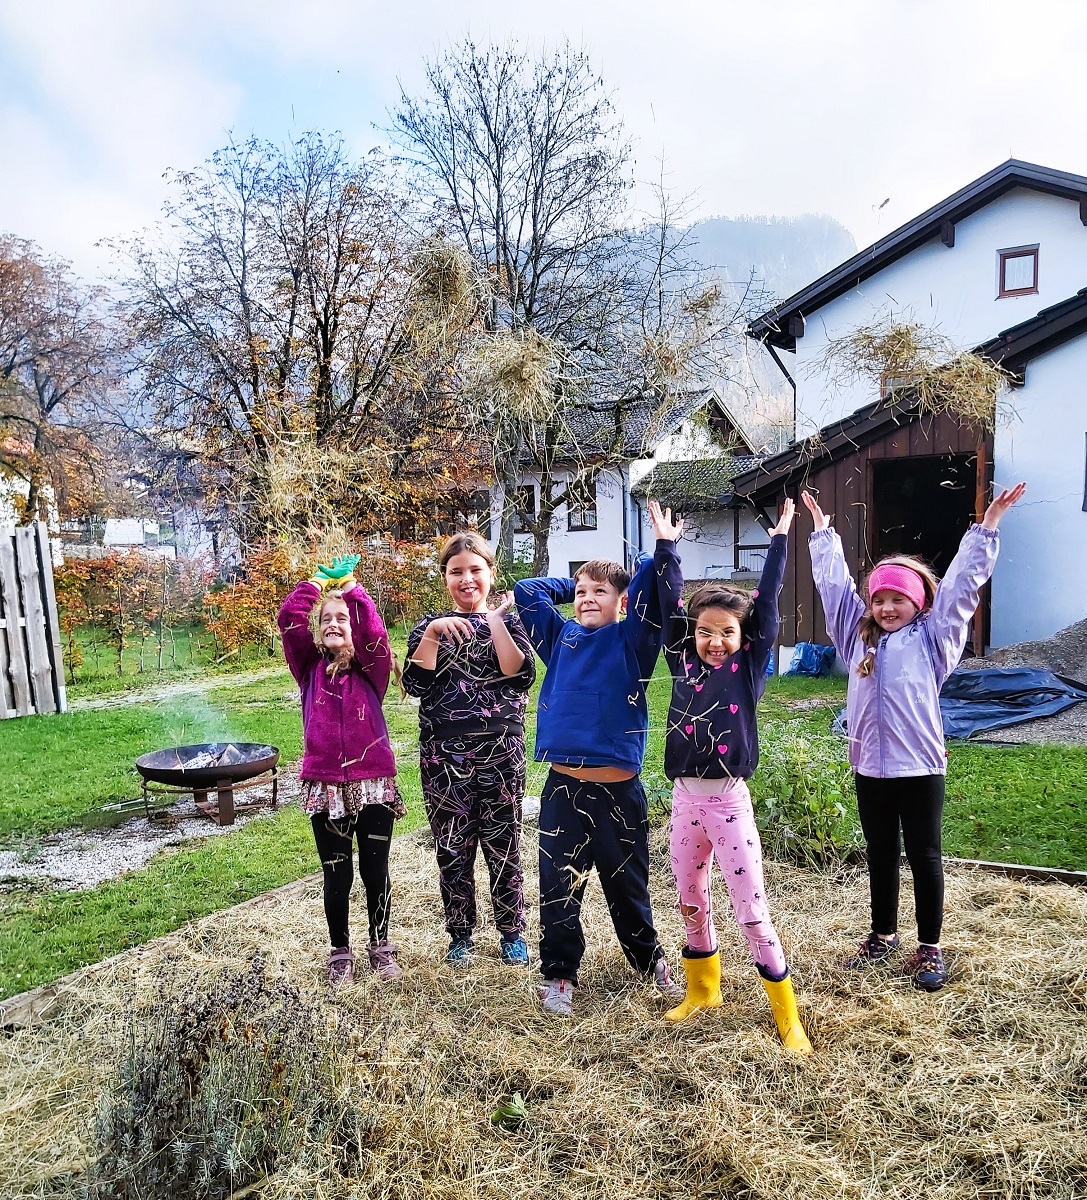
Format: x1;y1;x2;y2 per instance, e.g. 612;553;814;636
905;944;948;992
846;931;901;969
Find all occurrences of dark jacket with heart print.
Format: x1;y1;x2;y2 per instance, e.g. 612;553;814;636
662;535;786;781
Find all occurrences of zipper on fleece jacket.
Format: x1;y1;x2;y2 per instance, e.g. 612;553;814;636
876;631;889;777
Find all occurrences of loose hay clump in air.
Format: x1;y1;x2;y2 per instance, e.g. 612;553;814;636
407;236;482;354
262;438;384;570
3;824;1087;1200
817;318;1013;431
474;329;563;425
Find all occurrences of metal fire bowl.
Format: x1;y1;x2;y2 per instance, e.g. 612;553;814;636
135;743;280;789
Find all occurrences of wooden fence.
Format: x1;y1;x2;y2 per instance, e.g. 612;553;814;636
0;522;66;718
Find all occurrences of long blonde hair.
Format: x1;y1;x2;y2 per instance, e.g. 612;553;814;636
856;554;940;677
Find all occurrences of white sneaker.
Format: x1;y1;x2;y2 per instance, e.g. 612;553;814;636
539;977;575;1016
653;958;684;1001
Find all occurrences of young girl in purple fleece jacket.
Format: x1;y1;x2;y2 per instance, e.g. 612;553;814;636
278;554;404;987
803;483;1025;992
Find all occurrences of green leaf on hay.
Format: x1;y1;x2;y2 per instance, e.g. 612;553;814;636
491;1091;527;1127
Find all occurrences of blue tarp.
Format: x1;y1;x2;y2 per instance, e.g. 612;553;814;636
831;667;1087;740
784;642;837;677
938;667;1087;739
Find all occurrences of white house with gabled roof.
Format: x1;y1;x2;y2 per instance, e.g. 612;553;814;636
746;159;1087;649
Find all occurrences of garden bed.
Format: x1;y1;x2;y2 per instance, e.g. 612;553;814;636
3;825;1085;1199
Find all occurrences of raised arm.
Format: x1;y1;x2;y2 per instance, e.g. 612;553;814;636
278;579;323;684
747;500;793;669
803;493;865;661
513;576;574;666
341;582;393;700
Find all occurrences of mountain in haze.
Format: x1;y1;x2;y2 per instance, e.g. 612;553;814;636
686;213;857;306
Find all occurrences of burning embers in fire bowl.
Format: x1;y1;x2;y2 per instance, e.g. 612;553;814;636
135;743;280;826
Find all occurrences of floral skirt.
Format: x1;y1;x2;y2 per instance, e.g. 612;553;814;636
300;776;406;822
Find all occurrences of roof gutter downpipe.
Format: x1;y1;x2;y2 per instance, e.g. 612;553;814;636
762;339;798;443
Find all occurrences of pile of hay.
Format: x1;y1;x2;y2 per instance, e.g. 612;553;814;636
4;824;1086;1199
817;319;1013;431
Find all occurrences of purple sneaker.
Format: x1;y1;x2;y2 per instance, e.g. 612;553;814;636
846;932;900;969
368;941;402;981
328;946;354;987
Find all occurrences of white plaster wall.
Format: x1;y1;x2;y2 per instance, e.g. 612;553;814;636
632;506;766;580
788;188;1087;437
502;468;634;575
990;340;1087;646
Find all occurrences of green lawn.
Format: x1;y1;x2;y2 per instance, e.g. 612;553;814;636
2;660;1087;1001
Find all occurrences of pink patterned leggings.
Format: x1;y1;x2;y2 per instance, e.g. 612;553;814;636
669;778;788;979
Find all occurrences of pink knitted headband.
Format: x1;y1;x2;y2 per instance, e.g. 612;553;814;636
866;563;926;612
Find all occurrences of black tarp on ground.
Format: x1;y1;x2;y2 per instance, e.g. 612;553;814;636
938;667;1087;739
831;667;1087;740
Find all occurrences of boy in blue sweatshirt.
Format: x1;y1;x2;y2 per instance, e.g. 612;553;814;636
514;501;682;1016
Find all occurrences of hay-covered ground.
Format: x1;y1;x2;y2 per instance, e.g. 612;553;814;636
4;823;1086;1200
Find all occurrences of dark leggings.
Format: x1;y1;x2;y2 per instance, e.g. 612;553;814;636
310;806;395;949
855;773;945;946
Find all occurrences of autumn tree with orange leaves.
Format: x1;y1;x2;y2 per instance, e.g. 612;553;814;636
0;235;120;524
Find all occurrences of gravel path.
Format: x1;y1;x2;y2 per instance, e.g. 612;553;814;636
68;665;289;711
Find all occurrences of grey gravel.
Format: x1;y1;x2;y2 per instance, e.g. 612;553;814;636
0;776;297;892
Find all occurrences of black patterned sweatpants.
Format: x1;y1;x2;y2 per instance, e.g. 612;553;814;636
419;733;527;940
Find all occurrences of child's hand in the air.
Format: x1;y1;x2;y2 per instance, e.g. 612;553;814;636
322;554;362;582
981;482;1026;530
801;491;832;531
769;497;796;537
649;499;684;542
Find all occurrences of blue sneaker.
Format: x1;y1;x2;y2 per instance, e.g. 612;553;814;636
446;938;473;967
499;936;530;967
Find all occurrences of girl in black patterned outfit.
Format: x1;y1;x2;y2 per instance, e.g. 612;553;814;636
403;533;536;967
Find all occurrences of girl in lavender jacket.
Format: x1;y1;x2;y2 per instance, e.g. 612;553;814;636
802;484;1025;991
278;555;404;987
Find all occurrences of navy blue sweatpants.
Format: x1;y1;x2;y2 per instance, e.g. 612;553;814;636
538;769;664;984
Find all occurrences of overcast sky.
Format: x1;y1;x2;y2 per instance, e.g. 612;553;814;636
2;0;1085;282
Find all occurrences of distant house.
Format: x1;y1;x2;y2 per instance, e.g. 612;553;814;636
745;158;1087;650
501;387;766;577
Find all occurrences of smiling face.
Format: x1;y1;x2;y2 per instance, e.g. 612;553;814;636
870;589;919;633
693;606;744;666
443;550;494;613
574;574;625;630
318;598;353;653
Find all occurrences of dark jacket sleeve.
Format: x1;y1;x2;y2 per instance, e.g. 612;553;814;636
626;541;677;681
341;582;392;701
401;616;437;697
513;577;574;666
748;534;787;676
277;580;321;686
658;542;690;675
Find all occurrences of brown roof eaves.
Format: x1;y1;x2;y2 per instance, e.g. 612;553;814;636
976;287;1087;378
727;398;931;501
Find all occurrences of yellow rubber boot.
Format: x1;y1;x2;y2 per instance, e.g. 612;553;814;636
664;951;723;1022
761;973;813;1055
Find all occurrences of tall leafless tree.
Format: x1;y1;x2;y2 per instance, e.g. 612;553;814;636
114;134;471;546
393;38;747;571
